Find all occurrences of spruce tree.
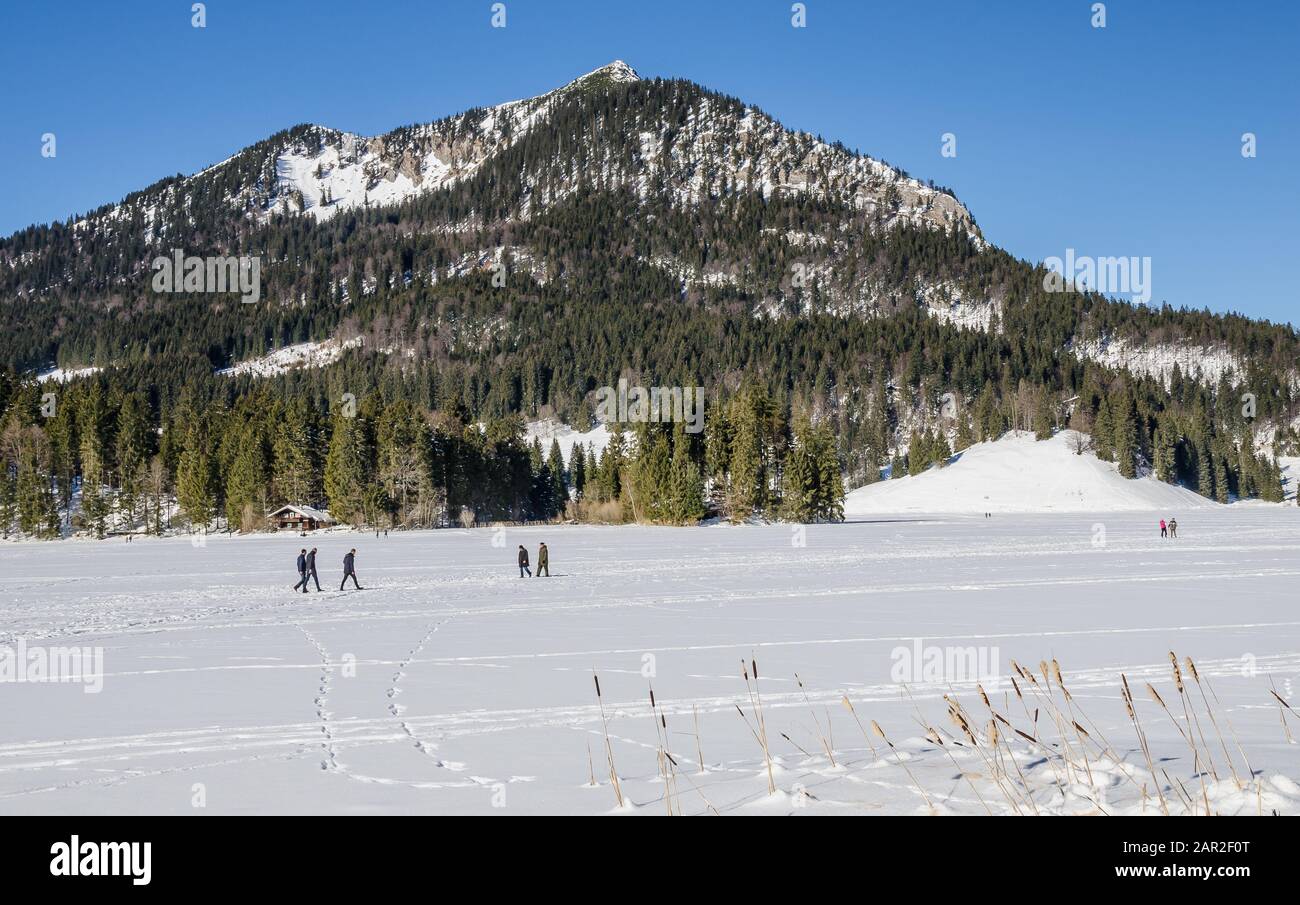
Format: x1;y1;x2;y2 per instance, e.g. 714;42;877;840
324;414;373;525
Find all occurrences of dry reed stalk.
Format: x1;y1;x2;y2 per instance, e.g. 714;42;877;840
984;705;1042;813
1033;659;1086;785
840;695;879;758
926;722;997;814
693;704;705;774
648;686;678;815
1170;652;1218;782
871;719;934;811
906;687;1015;813
1121;674;1169;815
1145;681;1211;815
780;731;815;758
1008;661;1072;790
592;672;624;808
1184;656;1242;789
1194;664;1255;787
794;673;837;766
941;691;1029;811
1049;659;1094;787
739;658;776;795
1268;682;1295;744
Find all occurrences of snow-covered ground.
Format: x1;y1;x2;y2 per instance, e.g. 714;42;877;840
2;509;1298;815
217;338;363;378
524;418;613;461
36;365;101;383
849;431;1214;514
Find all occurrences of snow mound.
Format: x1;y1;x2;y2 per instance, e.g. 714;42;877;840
847;431;1215;514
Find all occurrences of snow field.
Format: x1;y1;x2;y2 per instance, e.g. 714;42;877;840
1;508;1298;815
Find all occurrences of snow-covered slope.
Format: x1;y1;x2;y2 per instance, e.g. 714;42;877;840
217;338;363;378
37;366;102;383
524;418;613;463
1069;335;1244;388
847;431;1214;514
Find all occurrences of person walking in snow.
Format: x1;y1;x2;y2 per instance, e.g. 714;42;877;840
536;542;549;577
1168;517;1178;538
1160;518;1167;538
293;548;309;593
340;548;362;589
306;547;322;591
518;544;531;578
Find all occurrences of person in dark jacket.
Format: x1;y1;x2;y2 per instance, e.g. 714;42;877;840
536;542;549;577
340;548;362;589
306;547;322;591
518;544;531;578
293;549;309;593
1168;517;1178;538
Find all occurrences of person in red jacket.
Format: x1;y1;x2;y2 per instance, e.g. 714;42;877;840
1159;519;1167;538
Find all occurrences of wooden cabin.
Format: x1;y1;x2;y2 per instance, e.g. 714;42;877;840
269;505;336;533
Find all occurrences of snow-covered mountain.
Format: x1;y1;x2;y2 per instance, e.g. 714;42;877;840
78;61;976;240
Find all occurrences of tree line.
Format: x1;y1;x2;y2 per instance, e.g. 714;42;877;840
0;373;845;539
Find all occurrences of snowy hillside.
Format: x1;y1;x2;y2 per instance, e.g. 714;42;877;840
847;431;1214;515
1069;335;1246;389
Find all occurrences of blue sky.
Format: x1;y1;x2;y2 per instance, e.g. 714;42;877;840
2;0;1296;325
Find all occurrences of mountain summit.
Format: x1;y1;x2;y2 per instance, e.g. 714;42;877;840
58;60;975;237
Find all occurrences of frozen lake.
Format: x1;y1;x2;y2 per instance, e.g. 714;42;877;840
2;509;1298;815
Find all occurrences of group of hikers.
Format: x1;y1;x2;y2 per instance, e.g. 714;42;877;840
293;547;362;592
291;542;550;592
1159;517;1179;538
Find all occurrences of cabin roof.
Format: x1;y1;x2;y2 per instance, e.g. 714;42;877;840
268;504;335;522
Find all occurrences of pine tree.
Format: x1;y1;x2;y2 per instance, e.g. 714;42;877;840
726;389;766;520
601;430;625;502
1152;421;1176;483
1213;456;1230;503
1111;387;1138;478
114;392;152;526
1033;392;1055;441
571;441;587;498
225;422;269;531
176;442;216;531
666;426;705;524
273;399;321;507
548;439;567;515
324;414;374;525
907;429;928;476
1093;397;1115;462
783;416;844;522
890;448;907;479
